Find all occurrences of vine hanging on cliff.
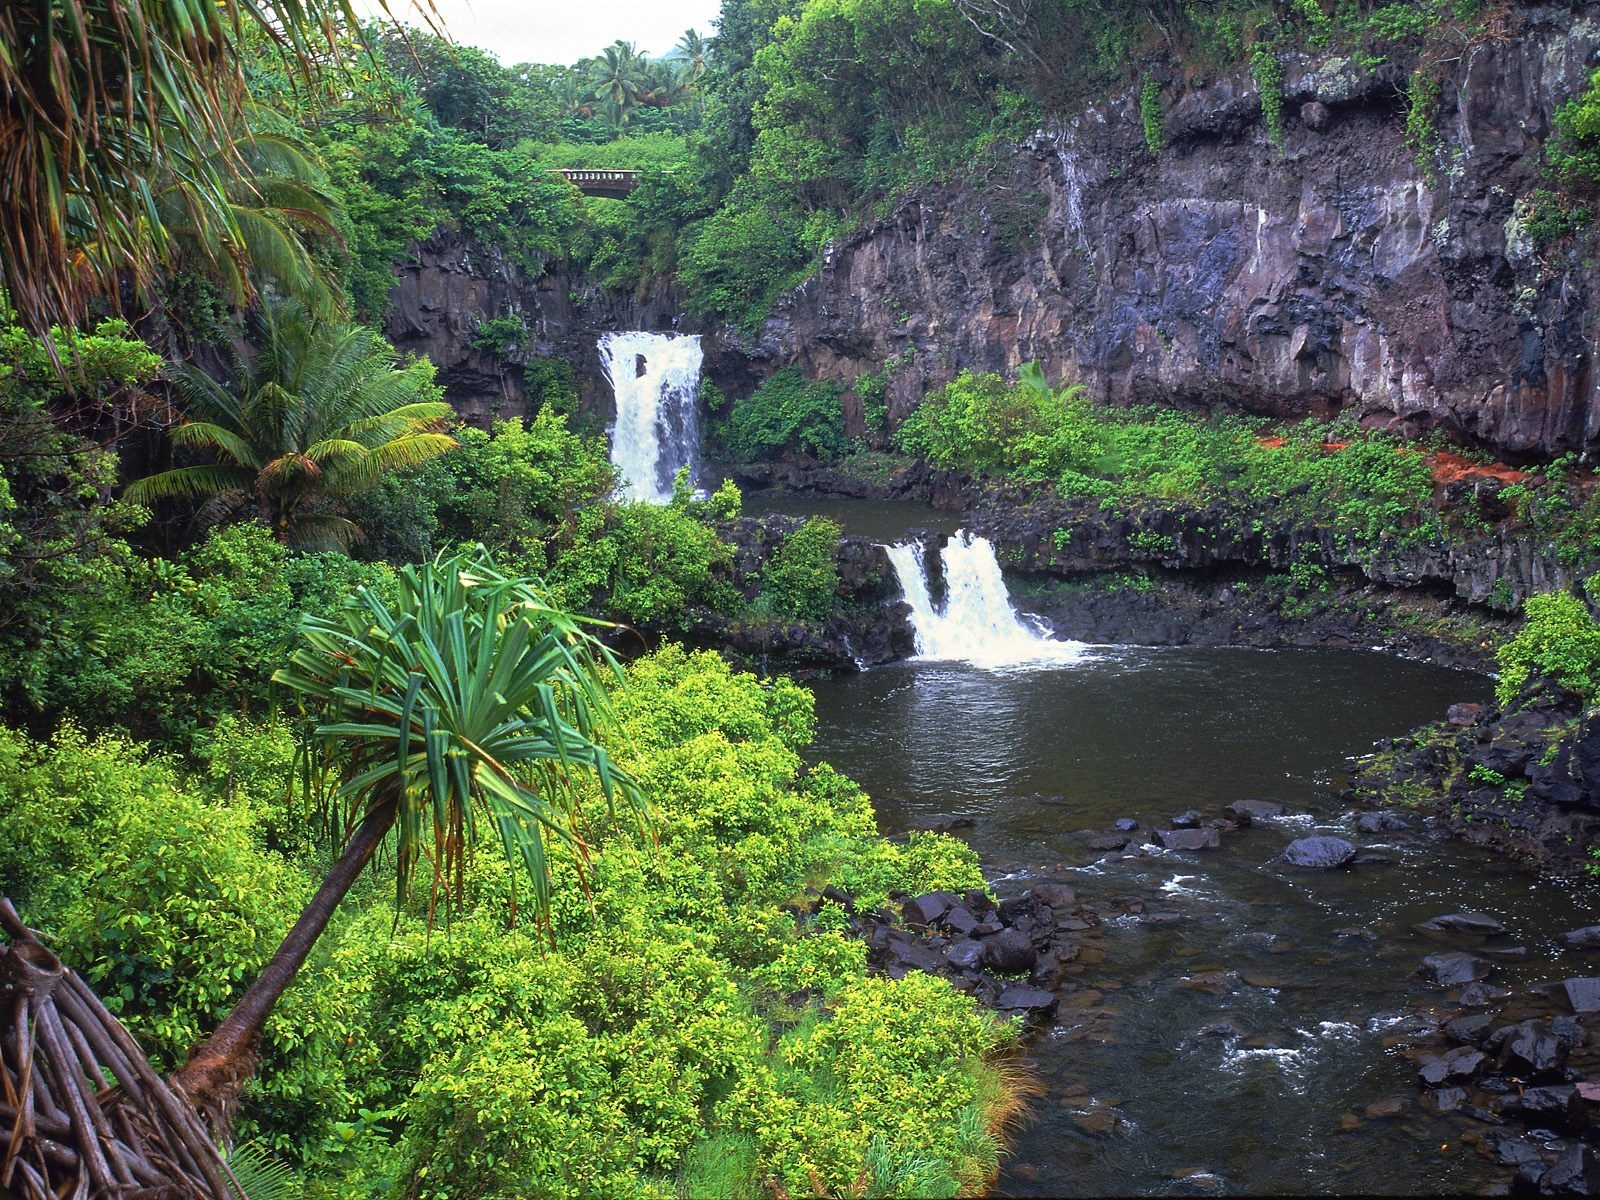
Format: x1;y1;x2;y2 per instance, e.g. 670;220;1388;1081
1250;46;1286;150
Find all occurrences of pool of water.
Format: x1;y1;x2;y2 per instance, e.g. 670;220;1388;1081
739;492;964;543
807;648;1600;1196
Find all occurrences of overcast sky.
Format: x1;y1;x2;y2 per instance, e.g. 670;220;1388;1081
373;0;724;66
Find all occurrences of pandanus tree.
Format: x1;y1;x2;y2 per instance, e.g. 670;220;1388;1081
171;544;648;1125
0;0;431;342
126;299;456;548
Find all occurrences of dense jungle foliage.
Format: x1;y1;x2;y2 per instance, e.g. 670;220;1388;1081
7;0;1600;1194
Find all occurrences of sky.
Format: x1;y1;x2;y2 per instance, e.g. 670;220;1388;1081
370;0;725;66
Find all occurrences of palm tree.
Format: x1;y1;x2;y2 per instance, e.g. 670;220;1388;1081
158;114;345;318
170;545;648;1125
126;299;456;548
673;28;710;98
0;0;417;343
588;41;646;129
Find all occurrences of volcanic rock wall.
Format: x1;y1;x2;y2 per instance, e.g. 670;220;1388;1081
766;4;1600;458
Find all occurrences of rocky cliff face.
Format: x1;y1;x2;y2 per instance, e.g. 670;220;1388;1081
766;4;1600;459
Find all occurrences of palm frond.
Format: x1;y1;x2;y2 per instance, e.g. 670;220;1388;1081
125;462;255;502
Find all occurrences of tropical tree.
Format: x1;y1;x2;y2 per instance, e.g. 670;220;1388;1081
588;40;647;128
169;544;648;1124
126;300;455;547
673;28;711;97
0;0;425;342
157;113;345;320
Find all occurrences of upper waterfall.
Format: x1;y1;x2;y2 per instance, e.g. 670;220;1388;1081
599;331;704;503
885;531;1090;669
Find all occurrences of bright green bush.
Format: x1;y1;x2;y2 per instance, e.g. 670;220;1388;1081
289;644;1013;1198
1496;591;1600;706
894;369;1103;481
762;516;843;619
719;367;847;461
0;721;361;1151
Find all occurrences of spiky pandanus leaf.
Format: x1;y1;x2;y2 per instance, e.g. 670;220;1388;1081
273;544;647;923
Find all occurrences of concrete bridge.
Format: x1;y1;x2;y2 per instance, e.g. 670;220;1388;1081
550;169;640;199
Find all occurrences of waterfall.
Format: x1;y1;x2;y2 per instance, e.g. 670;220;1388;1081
599;331;704;503
885;531;1089;668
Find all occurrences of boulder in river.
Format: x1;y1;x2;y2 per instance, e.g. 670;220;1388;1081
1170;809;1204;829
1419;912;1507;936
1225;799;1286;823
1538;1145;1600;1196
1113;818;1140;832
995;986;1057;1015
980;928;1036;974
1281;836;1357;868
1418;952;1495;986
1419;1046;1488;1086
1355;810;1413;834
1156;827;1222;851
1491;1018;1581;1078
1562;926;1600;950
1564;978;1600;1014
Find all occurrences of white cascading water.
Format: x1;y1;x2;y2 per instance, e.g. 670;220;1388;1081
885;531;1088;668
599;331;704;503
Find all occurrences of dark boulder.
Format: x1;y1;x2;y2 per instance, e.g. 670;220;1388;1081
1419;912;1507;936
1170;809;1204;829
1562;927;1600;950
1157;827;1222;851
980;928;1037;974
995;986;1058;1015
1282;836;1356;868
1225;799;1286;822
944;905;979;935
945;939;983;970
903;891;959;927
1514;1085;1587;1132
1540;1145;1600;1196
997;895;1036;924
1447;703;1484;727
1564;979;1600;1014
1113;818;1140;832
1445;1013;1497;1045
1030;883;1077;909
1418;952;1495;986
1419;1046;1488;1086
1355;810;1413;834
1492;1019;1579;1078
1458;981;1512;1006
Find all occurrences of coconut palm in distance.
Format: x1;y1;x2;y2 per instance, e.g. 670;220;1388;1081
126;298;456;548
171;544;649;1125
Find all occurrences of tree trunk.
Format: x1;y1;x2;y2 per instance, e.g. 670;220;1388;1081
170;796;395;1131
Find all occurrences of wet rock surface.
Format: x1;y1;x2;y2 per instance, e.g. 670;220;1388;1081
1282;835;1358;869
765;9;1600;463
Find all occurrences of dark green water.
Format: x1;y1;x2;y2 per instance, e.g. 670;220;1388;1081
806;649;1600;1196
739;491;964;542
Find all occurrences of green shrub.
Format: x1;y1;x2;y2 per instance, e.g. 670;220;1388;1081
894;368;1102;480
762;517;843;619
719;368;847;462
1496;591;1600;706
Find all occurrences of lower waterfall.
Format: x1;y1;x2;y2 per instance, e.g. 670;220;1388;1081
884;531;1090;668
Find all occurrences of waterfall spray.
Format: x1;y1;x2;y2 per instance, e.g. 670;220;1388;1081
600;331;704;503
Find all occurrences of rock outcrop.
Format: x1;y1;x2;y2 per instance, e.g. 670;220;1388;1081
764;5;1600;459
